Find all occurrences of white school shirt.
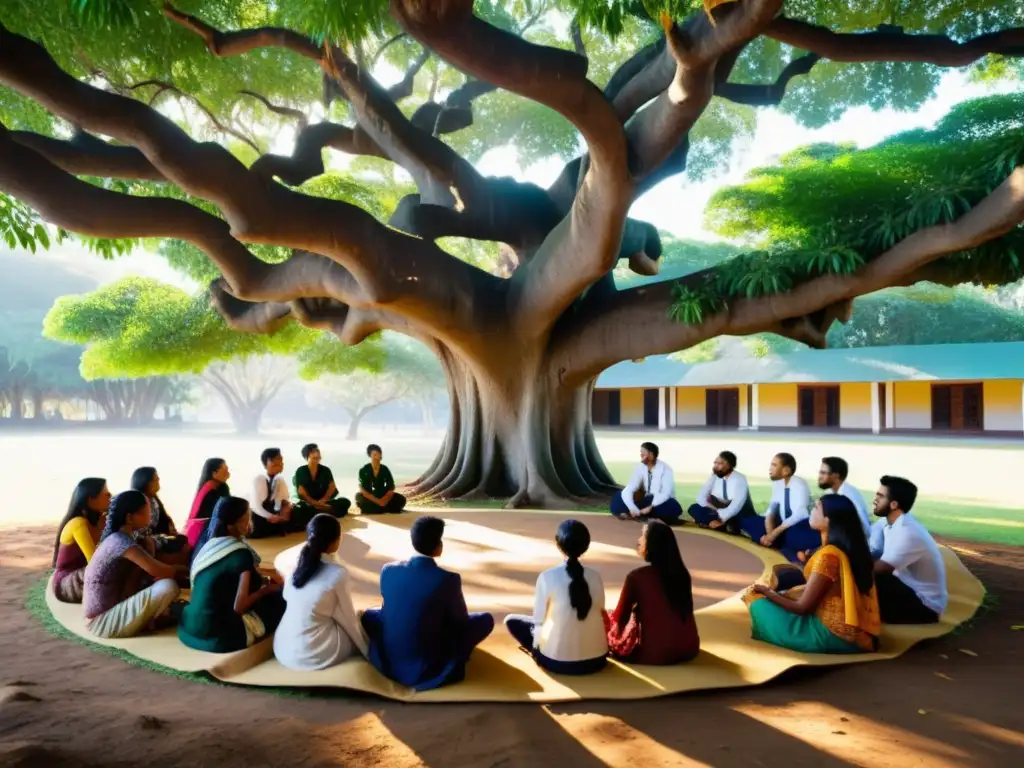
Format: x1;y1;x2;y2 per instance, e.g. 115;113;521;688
879;513;948;616
767;476;812;531
835;481;872;537
250;473;290;520
620;460;676;513
531;563;608;663
273;545;369;671
696;471;750;522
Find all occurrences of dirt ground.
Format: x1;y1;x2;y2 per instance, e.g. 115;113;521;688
0;513;1021;768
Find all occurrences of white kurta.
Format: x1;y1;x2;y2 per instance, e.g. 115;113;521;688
273;545;369;671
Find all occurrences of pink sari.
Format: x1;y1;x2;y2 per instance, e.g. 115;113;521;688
183;481;225;550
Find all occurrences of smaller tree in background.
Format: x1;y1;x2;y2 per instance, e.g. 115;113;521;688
43;277;385;433
302;335;445;440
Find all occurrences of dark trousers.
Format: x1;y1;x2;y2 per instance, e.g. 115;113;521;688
609;494;683;522
248;513;290;539
356;492;407;514
361;608;494;687
739;514;822;563
687;504;754;534
293;497;351;529
876;572;940;624
504;615;607;676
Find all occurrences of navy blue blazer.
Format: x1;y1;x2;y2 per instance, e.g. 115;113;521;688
367;555;471;690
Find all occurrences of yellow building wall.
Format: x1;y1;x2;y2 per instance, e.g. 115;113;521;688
840;383;873;430
620;387;645;426
893;381;931;429
983;380;1023;432
759;383;798;427
675;387;705;426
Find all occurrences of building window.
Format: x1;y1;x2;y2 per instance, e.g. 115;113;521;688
798;385;840;428
591;390;621;426
705;388;740;427
931;383;983;431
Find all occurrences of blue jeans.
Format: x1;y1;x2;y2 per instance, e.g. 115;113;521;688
610;494;683;522
504;615;607;676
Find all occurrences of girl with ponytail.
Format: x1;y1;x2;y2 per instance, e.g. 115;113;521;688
504;519;608;675
52;478;110;603
83;491;186;639
178;497;286;653
273;514;369;670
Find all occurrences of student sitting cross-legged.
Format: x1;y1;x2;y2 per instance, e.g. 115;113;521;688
870;475;947;624
273;514;369;671
738;453;818;562
505;520;608;675
130;466;191;568
355;443;407;514
687;451;757;533
248;448;296;538
292;443;352;528
607;520;700;665
361;516;494;690
52;478;111;604
179;496;286;653
609;441;683;524
743;494;880;654
182;458;231;554
84;491;188;639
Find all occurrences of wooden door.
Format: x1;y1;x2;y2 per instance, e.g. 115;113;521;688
643;389;660;427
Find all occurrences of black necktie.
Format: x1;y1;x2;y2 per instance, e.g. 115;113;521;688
784;487;792;519
266;477;272;500
721;478;728;501
647;468;653;493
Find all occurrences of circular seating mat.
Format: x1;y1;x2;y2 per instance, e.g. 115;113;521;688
45;509;985;703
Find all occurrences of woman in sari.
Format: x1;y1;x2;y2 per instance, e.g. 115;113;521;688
84;491;187;639
130;467;190;567
607;520;700;665
273;514;369;671
178;496;286;653
52;478;111;603
182;458;231;553
743;494;880;654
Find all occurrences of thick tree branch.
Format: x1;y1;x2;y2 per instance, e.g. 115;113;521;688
162;3;321;60
386;47;430;102
250;121;387;186
9;130;165;180
130;80;260;152
556;166;1024;384
766;17;1024;66
715;52;820;106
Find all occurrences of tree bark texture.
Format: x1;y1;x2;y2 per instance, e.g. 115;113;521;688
2;3;1024;504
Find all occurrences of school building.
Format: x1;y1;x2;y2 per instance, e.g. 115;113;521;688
592;341;1024;436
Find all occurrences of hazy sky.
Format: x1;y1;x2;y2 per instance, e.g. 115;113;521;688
23;69;1012;291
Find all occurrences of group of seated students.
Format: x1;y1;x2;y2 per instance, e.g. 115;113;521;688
49;437;952;689
610;441;949;654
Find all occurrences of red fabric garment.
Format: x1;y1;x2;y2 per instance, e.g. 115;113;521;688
608;565;700;666
53;541;88;595
184;481;221;549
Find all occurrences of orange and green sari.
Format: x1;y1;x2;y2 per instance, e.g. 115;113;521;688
744;545;881;654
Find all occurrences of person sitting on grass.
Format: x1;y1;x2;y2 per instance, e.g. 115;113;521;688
606;520;700;665
356;444;407;514
130;466;191;568
52;478;111;604
361;516;494;690
742;494;880;655
505;519;608;675
179;496;286;653
871;475;947;625
738;453;817;563
84;491;187;639
183;458;231;553
248;447;295;538
609;442;683;524
274;514;369;671
292;443;351;526
687;451;757;533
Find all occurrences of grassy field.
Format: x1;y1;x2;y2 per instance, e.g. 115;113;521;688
1;427;1021;546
